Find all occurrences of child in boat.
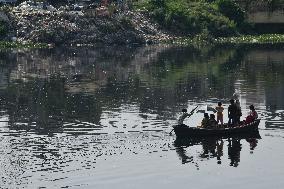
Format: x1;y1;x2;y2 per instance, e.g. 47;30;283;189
201;113;210;128
208;114;218;128
245;105;258;124
215;102;224;125
177;108;193;125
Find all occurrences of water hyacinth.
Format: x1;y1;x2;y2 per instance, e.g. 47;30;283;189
159;34;284;46
216;34;284;44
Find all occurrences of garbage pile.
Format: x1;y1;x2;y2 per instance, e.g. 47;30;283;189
125;11;174;44
14;1;57;12
7;1;174;45
9;1;82;44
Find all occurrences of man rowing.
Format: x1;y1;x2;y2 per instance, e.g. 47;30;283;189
177;106;198;126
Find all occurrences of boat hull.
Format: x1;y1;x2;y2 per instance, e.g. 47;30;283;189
173;119;260;138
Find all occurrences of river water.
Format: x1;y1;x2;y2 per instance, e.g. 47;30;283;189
0;44;284;189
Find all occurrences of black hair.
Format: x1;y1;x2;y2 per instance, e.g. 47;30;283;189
210;114;215;119
182;108;187;112
230;99;235;104
218;102;222;106
249;105;255;110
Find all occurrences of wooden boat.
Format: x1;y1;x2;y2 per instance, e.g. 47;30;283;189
173;119;260;138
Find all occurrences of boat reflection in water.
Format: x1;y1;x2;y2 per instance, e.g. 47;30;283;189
174;132;261;167
227;138;241;167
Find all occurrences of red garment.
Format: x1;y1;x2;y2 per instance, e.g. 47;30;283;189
245;110;258;124
245;115;254;124
251;110;258;119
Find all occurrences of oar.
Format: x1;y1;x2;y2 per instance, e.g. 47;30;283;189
169;128;175;135
169;106;199;135
191;106;199;113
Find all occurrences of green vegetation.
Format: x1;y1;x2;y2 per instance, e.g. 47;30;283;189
168;34;284;46
134;0;284;45
136;0;235;36
216;34;284;44
214;0;245;27
0;41;49;49
0;21;8;38
135;0;249;37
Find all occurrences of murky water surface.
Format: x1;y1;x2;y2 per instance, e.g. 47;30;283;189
0;44;284;189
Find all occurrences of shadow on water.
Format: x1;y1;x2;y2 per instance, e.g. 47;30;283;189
174;131;261;167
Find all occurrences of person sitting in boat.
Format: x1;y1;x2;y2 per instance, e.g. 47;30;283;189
208;114;218;128
177;108;194;126
245;105;258;124
215;102;224;125
201;113;210;128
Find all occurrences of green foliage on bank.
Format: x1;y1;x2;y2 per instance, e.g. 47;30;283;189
216;34;284;44
0;21;8;38
136;0;236;36
0;41;49;49
135;0;248;37
214;0;245;26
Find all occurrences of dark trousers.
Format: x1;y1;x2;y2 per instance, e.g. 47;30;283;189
228;116;237;126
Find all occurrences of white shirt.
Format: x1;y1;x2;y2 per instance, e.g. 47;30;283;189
177;113;191;125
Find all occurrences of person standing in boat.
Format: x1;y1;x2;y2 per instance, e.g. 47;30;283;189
177;108;194;125
215;102;224;126
228;138;241;167
216;139;224;164
235;99;242;124
228;99;238;126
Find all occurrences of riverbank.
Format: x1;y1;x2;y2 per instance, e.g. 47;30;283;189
1;2;284;48
1;34;284;50
170;34;284;46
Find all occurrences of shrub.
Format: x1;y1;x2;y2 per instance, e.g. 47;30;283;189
0;21;8;38
143;0;236;37
214;0;245;26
